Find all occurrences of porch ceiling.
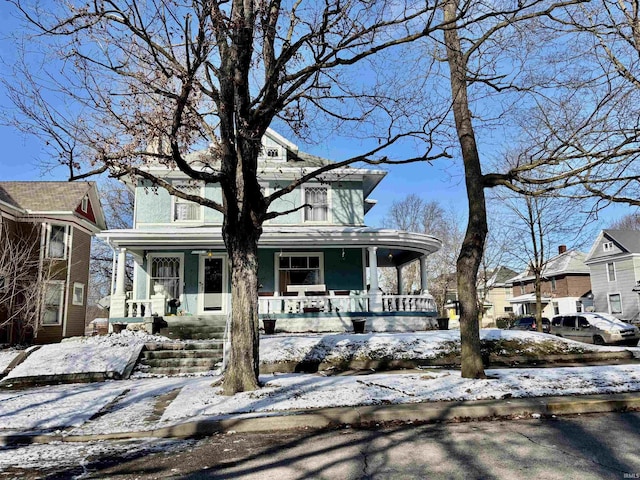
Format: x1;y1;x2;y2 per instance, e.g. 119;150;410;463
97;226;442;264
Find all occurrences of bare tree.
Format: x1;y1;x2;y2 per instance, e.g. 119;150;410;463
381;194;462;315
493;190;592;331
609;213;640;230
0;226;59;344
89;180;134;307
4;0;455;393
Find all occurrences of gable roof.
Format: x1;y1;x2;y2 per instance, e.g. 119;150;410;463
602;230;640;254
506;250;589;284
0;181;106;231
585;229;640;263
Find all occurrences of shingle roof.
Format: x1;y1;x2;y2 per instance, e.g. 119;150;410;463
603;229;640;254
506;250;589;283
0;181;94;213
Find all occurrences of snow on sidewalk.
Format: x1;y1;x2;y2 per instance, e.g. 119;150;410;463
159;364;640;422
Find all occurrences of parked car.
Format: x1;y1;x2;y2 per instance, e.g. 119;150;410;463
509;316;550;333
550;312;640;346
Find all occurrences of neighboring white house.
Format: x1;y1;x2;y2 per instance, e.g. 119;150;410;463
97;130;443;335
585;230;640;322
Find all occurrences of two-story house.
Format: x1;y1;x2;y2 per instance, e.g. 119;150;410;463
98;130;442;335
506;246;593;318
0;182;106;344
479;266;518;326
585;230;640;322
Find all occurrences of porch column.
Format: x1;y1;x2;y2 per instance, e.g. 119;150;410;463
115;248;127;295
420;255;430;294
110;248;128;319
396;265;404;295
368;246;382;311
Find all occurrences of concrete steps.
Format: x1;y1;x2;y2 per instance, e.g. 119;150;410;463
134;341;224;376
158;315;227;340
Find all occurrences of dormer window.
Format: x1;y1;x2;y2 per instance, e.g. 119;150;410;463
603;241;614;252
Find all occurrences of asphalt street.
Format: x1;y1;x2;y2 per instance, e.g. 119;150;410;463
6;410;640;479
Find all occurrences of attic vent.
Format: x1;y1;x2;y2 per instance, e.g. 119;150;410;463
266;147;280;158
603;241;614;252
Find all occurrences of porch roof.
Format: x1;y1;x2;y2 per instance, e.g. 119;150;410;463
97;226;442;267
508;293;552;304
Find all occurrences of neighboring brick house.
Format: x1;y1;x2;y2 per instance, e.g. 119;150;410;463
0;182;106;344
584;230;640;322
506;247;593;318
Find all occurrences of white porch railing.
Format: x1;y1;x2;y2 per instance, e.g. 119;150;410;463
382;295;436;312
126;299;153;318
258;293;435;315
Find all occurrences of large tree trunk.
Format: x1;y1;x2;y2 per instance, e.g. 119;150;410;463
223;228;261;395
443;0;487;379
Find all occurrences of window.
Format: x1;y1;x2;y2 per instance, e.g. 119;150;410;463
608;293;623;314
72;283;85;306
46;225;67;259
81;195;89;213
150;255;182;300
562;316;576;328
43;282;64;325
504;306;513;313
303;186;329;222
277;253;323;292
266;147;280;158
172;182;202;222
575;301;583;313
553;302;559;315
603;241;614;252
607;262;616;282
551;277;556;292
578;316;590;328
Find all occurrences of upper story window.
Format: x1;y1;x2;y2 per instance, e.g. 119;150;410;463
303;186;329;222
551;277;557;292
80;195;89;213
172;182;202;222
46;224;67;259
603;241;614;252
607;262;616;282
266;147;280;158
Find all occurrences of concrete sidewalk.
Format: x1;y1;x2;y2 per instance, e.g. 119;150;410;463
2;375;640;447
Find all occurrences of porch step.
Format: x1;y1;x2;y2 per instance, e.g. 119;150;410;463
159;315;227;341
134;341;223;376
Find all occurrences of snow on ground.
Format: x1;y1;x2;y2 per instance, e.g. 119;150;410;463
2;331;165;380
0;348;22;374
0;382;129;431
159;364;640;422
259;329;625;365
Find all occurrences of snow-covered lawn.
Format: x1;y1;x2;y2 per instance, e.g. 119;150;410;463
0;348;23;374
1;331;166;382
259;329;625;365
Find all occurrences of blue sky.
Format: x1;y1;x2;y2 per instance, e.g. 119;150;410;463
0;2;635;236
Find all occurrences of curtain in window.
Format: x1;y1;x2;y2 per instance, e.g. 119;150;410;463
173;183;201;221
304;187;328;221
48;225;66;258
43;283;63;324
151;257;181;299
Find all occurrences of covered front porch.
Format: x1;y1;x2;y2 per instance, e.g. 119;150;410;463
98;226;441;336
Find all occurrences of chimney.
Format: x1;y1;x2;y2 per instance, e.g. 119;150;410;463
558;245;567;254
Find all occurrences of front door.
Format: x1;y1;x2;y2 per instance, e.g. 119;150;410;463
199;255;227;314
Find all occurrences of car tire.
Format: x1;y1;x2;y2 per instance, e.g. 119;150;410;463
593;335;605;346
